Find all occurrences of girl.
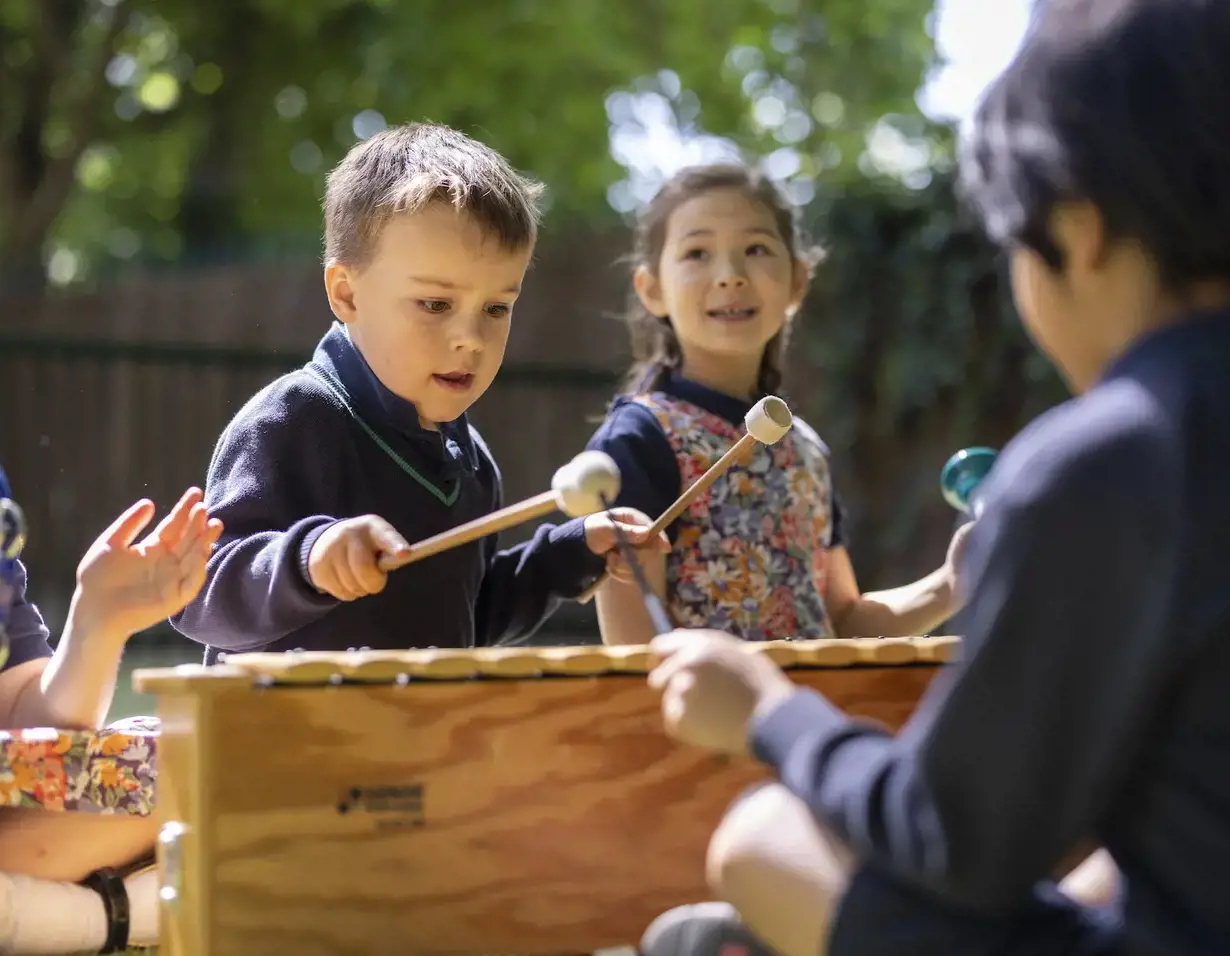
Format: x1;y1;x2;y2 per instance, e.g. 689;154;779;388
1;469;221;954
584;164;967;645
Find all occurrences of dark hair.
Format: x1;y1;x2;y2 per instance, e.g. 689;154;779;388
323;122;544;267
957;0;1230;287
621;163;822;397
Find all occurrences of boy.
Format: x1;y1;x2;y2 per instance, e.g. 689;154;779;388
641;1;1230;955
172;123;664;662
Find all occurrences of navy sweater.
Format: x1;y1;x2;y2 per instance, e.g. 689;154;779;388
751;310;1230;955
172;323;604;663
0;559;53;673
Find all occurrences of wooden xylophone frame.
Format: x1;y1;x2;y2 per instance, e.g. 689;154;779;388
134;636;957;956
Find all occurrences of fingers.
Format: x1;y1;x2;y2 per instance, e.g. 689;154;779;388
333;517;404;600
146;487;205;549
659;667;697;727
607;506;654;526
174;537;212;609
168;501;210;561
603;507;671;552
329;534;375;601
174;517;223;588
605;551;634;583
647;630;736;688
648;643;709;690
616;523;672;551
100;499;156;549
363;516;412;565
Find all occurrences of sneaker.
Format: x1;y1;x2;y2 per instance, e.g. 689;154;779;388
639;902;781;956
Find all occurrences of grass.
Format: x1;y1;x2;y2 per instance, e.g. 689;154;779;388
109;644;200;722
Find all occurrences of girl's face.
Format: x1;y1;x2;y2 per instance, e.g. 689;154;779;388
635;188;809;375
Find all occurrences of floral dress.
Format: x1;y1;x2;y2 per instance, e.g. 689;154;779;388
0;715;158;815
634;392;840;642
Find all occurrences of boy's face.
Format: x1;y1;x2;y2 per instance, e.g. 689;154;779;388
1010;246;1080;386
1008;203;1147;394
325;203;533;427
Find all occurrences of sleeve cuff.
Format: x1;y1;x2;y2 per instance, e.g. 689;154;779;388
546;517;606;596
296;519;338;594
750;686;852;773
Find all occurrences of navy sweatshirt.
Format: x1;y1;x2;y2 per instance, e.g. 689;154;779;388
750;310;1230;954
0;559;53;673
171;323;605;663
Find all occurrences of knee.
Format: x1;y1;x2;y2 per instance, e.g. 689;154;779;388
703;782;851;956
705;782;792;898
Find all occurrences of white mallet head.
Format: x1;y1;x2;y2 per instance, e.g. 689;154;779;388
745;395;793;445
551;450;622;517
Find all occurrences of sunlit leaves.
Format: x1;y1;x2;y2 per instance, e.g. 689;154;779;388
4;0;937;279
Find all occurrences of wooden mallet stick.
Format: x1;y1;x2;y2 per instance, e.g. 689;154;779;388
377;450;621;573
577;394;793;604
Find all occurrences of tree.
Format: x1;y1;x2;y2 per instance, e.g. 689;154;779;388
0;0;938;283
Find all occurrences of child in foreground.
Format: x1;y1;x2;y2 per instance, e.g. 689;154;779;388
640;1;1230;954
584;164;968;646
1;479;219;953
172;123;664;662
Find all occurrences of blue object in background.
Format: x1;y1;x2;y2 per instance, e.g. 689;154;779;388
940;446;998;519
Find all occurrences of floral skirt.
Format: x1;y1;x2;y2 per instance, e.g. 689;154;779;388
0;716;158;816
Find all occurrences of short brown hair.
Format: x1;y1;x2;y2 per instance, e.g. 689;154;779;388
323;122;545;266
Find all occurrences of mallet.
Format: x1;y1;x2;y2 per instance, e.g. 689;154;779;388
939;446;997;520
577;394;794;604
377;450;621;573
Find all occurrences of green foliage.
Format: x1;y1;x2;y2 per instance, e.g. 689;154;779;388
786;165;1068;582
0;0;938;280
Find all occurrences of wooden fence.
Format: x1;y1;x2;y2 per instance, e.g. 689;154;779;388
0;223;993;645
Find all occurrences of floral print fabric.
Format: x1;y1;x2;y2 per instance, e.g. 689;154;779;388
0;715;158;815
634;393;839;642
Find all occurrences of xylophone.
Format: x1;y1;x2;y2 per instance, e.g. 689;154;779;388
133;636;958;956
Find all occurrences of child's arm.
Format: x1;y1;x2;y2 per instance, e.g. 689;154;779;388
819;479;966;637
585;404;681;645
746;414;1179;910
3;489;219;729
474;515;605;643
824;530;967;638
596;551;670;646
473;496;664;645
170;399;347;651
471;413;671;645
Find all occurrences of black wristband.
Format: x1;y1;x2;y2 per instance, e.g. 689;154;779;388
81;866;131;954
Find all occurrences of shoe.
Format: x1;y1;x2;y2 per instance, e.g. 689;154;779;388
639;902;780;956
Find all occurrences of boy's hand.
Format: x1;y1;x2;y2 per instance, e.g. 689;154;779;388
72;487;224;642
307;515;411;601
648;629;797;756
582;508;670;581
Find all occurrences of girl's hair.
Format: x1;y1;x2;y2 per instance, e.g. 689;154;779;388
621;163;823;397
